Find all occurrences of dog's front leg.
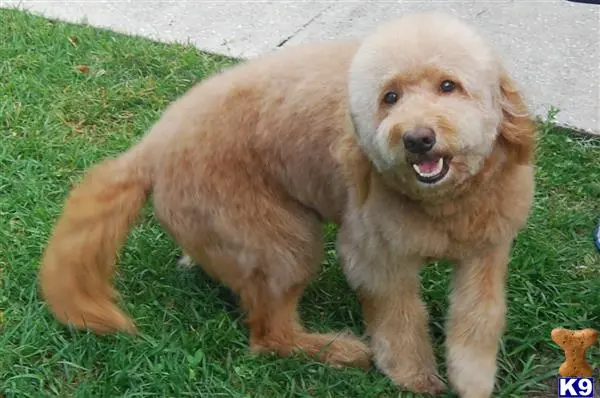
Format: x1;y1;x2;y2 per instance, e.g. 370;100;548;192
344;254;446;395
446;243;511;398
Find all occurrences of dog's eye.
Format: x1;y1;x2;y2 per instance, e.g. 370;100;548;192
440;80;457;93
382;90;399;105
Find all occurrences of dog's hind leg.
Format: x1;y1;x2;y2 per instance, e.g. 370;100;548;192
155;183;370;369
240;272;371;369
196;209;371;369
227;207;370;369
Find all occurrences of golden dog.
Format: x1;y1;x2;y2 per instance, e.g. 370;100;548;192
39;12;536;397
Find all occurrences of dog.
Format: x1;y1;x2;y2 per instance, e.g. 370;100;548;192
39;12;536;397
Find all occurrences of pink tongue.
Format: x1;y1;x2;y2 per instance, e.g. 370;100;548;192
416;158;440;173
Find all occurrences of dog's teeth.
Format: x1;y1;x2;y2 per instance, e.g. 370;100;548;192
413;158;444;177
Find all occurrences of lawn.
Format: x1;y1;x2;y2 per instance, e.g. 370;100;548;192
1;8;599;398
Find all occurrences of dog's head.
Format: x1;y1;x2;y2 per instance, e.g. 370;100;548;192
343;12;535;202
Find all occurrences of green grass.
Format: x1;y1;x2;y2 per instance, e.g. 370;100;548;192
1;8;599;398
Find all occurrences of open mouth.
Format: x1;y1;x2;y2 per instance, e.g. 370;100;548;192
410;156;451;184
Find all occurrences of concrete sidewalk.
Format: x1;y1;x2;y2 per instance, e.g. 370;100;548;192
2;0;599;134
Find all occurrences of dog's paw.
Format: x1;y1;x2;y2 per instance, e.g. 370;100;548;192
390;371;447;396
321;333;372;369
177;254;195;269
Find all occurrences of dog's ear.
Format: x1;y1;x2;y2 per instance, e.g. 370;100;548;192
497;71;537;164
332;132;373;207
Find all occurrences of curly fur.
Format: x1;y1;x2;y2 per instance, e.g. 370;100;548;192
39;12;535;397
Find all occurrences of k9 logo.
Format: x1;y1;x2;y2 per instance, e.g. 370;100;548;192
557;377;595;398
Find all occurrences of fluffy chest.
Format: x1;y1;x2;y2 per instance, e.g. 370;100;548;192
386;203;517;260
357;181;532;262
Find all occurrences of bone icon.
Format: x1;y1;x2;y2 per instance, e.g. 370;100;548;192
551;327;598;377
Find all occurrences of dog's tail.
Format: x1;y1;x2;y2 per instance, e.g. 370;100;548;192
39;146;152;334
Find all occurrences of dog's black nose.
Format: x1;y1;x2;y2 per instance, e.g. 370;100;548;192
402;127;436;154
